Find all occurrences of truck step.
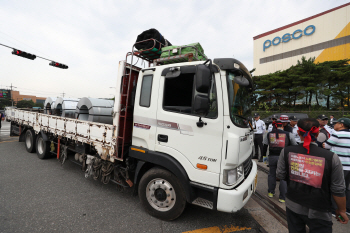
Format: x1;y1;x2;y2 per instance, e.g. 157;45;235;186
192;198;213;210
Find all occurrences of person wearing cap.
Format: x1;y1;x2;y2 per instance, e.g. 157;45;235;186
277;118;348;232
289;116;301;144
317;114;332;145
280;115;293;133
324;118;350;217
263;120;297;203
268;115;279;132
253;113;265;161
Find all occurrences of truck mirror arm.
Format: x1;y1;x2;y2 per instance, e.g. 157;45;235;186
196;117;207;128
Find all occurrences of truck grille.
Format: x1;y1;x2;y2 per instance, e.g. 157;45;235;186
243;156;252;178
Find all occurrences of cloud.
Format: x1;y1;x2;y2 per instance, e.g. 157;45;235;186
0;0;348;99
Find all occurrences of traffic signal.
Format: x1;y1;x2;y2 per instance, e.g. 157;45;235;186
12;49;36;60
49;61;68;69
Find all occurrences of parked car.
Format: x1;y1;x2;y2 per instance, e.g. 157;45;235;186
261;113;309;129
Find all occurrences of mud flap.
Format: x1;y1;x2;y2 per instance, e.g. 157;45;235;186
11;123;26;142
10;123;20;137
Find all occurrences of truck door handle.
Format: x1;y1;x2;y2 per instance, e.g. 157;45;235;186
158;134;168;142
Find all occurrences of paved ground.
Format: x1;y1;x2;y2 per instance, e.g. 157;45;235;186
0;121;262;233
0;120;11;142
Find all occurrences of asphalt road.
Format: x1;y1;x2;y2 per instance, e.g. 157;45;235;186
0;121;261;233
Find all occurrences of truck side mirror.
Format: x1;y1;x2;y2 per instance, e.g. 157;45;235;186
165;67;181;78
195;64;211;93
193;94;210;115
234;75;250;86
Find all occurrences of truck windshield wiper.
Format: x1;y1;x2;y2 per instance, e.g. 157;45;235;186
233;114;254;131
232;114;246;120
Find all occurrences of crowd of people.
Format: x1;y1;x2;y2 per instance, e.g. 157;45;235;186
253;113;350;232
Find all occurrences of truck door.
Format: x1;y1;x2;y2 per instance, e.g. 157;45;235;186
132;68;158;151
155;66;223;186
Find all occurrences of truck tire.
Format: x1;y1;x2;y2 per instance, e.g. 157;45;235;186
36;134;50;159
138;167;186;221
24;130;36;153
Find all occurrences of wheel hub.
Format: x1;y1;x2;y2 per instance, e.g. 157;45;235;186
155;188;167;202
37;138;44;154
146;178;176;212
25;134;31;148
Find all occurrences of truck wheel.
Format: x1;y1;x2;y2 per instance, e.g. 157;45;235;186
36;134;50;159
138;167;186;221
25;130;36;153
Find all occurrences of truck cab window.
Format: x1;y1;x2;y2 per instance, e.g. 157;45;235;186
140;75;153;107
206;81;218;118
163;72;217;118
163;73;193;114
226;71;251;127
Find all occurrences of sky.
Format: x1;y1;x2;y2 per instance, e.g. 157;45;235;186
0;0;349;99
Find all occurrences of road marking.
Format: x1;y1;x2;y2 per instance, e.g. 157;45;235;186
0;140;18;143
183;225;252;233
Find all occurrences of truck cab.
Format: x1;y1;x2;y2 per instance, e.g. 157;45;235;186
116;56;257;219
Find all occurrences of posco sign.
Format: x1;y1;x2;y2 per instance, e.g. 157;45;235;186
263;25;316;51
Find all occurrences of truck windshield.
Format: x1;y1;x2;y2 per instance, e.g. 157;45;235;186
226;71;252;128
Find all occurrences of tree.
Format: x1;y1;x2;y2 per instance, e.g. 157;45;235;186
319;59;350;109
252;56;350;110
34;102;44;109
16;100;35;108
0;99;12;109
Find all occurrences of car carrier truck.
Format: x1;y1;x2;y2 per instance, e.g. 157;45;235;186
6;38;257;220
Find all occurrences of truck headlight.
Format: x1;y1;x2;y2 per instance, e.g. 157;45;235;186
223;165;244;186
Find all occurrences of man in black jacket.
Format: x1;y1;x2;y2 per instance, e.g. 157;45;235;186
280;114;293;133
277;118;348;232
317;114;331;144
263;120;297;203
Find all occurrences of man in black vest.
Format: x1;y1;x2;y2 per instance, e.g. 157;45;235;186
263;121;297;203
277;118;348;232
317;114;331;145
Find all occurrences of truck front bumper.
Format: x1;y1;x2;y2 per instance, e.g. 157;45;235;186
216;161;257;213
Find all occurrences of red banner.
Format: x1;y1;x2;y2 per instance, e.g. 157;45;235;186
288;152;325;188
269;133;286;147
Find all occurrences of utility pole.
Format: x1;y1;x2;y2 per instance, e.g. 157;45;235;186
61;92;65;98
7;83;17;91
6;83;17;107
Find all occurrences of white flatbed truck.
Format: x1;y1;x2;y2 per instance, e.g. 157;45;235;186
6;39;257;220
